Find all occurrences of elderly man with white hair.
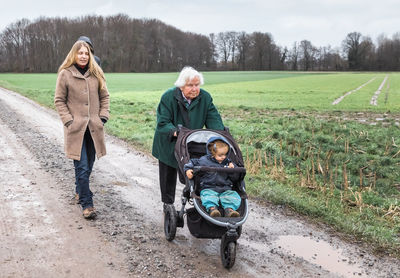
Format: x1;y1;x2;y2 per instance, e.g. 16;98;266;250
152;66;225;211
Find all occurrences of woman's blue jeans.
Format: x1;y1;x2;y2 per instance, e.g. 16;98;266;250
74;128;96;210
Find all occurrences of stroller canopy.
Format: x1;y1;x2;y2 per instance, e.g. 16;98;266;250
174;127;245;174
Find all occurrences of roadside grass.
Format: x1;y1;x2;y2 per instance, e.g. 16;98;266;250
223;108;400;255
0;71;399;256
386;74;400;108
0;73;57;108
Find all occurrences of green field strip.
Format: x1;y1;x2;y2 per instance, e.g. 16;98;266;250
205;73;383;110
330;75;393;111
370;75;389;106
383;74;400;108
106;71;307;92
332;77;376;105
0;72;399;112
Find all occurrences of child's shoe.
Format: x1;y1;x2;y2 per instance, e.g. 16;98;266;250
224;208;240;217
209;207;221;217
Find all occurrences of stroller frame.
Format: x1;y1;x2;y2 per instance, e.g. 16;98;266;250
163;127;249;269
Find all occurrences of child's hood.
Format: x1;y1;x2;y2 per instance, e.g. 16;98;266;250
206;136;231;156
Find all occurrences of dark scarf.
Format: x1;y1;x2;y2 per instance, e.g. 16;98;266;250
74;64;88;76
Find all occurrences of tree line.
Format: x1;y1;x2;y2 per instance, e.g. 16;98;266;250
0;14;399;73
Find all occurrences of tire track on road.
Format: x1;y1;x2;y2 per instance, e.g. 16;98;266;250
0;119;13;240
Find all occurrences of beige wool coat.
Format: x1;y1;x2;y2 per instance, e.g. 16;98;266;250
54;65;110;160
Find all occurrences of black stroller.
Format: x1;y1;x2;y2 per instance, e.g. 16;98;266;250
163;127;249;269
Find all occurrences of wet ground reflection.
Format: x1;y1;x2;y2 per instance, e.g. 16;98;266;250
274;235;364;277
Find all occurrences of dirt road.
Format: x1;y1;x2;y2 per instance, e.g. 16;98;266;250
0;87;399;278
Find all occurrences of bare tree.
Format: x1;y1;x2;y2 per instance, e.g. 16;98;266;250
299;40;316;71
1;19;30;71
236;32;251;70
375;33;400;71
342;32;363;70
280;46;288;67
288;42;299;70
359;36;376;70
249;32;273;70
215;32;231;68
226;31;238;69
0;15;215;72
208;33;218;68
0;15;398;72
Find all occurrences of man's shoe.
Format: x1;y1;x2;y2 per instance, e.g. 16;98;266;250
75;193;80;204
224;208;240;217
209;207;221;217
83;207;96;219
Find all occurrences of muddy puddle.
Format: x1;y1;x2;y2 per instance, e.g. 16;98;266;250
274;235;364;277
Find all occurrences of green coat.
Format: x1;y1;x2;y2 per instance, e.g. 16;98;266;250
152;87;224;168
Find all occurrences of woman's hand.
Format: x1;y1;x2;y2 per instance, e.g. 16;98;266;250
186;169;193;179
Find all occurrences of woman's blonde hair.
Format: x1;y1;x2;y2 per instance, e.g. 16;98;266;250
58;40;106;89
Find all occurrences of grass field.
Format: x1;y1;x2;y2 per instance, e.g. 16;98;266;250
0;71;399;256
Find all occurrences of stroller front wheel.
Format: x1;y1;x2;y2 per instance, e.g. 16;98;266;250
220;235;237;269
164;204;177;241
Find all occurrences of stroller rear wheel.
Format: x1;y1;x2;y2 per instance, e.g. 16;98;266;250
164;204;177;241
220;234;237;269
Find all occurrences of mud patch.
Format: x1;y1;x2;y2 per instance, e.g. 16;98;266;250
274;235;363;276
112;181;129;186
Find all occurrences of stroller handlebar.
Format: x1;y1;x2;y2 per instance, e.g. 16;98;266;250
193;166;246;174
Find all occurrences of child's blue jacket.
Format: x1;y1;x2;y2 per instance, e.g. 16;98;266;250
183;136;236;193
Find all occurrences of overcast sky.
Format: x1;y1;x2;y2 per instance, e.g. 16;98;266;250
2;0;400;49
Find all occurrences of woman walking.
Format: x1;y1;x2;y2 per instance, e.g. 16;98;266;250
152;66;224;211
54;40;110;219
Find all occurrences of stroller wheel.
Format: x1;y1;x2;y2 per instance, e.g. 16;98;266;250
236;225;242;238
220;235;237;269
176;210;185;228
164;204;177;241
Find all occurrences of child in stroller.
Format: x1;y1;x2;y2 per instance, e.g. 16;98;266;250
184;137;241;218
163;127;248;269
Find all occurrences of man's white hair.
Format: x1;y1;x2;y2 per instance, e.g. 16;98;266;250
174;66;204;87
